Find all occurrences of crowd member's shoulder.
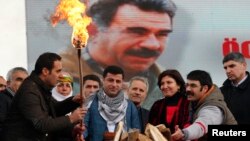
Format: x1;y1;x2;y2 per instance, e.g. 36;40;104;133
0;90;11;98
148;98;165;112
0;91;8;99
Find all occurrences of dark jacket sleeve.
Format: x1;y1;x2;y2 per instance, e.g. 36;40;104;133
128;100;141;131
18;90;72;133
148;100;162;125
52;96;80;116
0;94;8;124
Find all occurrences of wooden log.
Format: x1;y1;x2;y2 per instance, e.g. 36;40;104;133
144;123;168;141
103;132;115;141
113;121;124;141
128;129;139;141
120;132;128;141
156;124;172;141
138;133;153;141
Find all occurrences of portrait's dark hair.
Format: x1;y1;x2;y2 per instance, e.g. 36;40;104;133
87;0;177;28
157;69;185;94
223;52;245;64
103;65;124;79
83;74;102;87
34;52;61;75
187;70;213;89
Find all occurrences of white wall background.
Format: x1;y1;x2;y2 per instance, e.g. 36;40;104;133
0;0;27;79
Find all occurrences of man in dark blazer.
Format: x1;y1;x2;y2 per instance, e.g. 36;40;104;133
0;67;28;138
127;76;150;132
2;52;87;141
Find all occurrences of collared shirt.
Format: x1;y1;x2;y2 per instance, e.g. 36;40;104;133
232;74;248;87
6;87;15;97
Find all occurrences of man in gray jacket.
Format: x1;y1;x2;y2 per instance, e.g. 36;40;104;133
172;70;237;141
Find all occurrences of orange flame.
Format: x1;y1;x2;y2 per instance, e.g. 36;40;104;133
51;0;92;48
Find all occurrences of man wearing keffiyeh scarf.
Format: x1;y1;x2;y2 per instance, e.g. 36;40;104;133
97;88;128;130
83;66;140;141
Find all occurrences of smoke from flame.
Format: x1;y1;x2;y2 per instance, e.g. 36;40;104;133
51;0;91;48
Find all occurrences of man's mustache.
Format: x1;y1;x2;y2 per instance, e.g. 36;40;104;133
186;91;194;96
125;48;161;58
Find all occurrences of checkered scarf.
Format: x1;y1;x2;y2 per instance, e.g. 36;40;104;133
97;89;128;126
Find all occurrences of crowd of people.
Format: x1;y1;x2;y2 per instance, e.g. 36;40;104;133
1;0;250;140
1;51;249;141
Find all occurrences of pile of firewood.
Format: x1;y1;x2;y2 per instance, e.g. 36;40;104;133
104;122;172;141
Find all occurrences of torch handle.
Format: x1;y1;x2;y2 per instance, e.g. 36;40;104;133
76;49;85;141
77;49;85;102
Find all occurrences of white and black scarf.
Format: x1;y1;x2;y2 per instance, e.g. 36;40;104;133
97;89;128;130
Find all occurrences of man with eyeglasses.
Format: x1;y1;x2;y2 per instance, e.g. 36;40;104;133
60;0;177;110
0;67;28;138
172;70;237;141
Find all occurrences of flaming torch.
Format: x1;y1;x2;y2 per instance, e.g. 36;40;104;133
51;0;91;140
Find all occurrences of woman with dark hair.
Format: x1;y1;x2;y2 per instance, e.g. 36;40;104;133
148;69;190;133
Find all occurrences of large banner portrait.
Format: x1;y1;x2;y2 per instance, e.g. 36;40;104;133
26;0;250;109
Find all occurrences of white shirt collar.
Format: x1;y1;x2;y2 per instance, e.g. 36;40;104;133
232;74;248;87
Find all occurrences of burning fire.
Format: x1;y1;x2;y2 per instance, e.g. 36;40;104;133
51;0;92;48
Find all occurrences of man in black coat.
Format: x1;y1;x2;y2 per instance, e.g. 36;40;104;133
2;52;87;141
0;67;28;138
127;76;149;132
220;52;250;124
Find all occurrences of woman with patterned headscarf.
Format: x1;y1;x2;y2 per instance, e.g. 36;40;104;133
52;71;73;101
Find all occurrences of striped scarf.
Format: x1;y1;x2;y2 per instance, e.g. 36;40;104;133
97;89;128;127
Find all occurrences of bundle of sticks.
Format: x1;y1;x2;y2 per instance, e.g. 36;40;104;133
103;122;172;141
